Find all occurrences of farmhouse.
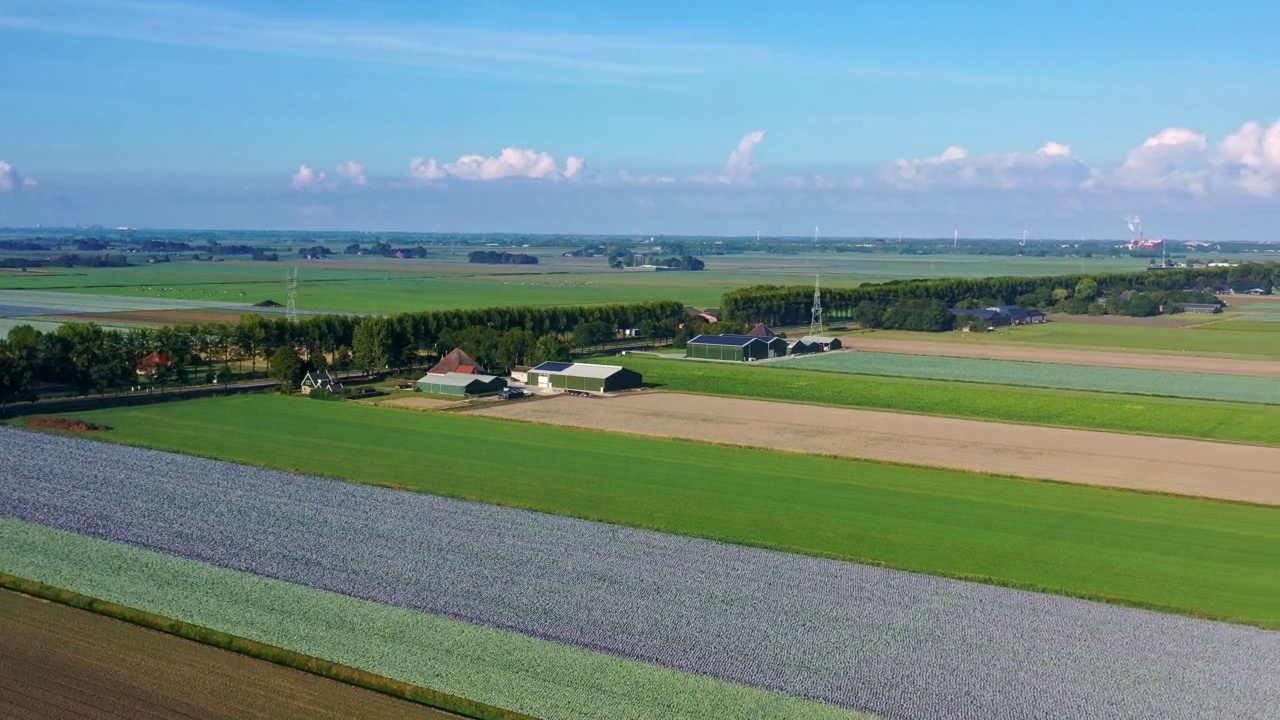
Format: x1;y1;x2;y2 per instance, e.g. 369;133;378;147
135;351;175;378
428;348;485;375
747;323;779;338
686;334;788;361
526;362;643;393
799;335;842;351
300;371;344;395
415;371;505;396
950;306;1047;329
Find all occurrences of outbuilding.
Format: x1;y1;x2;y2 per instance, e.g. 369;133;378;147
799;335;842;351
415;371;505;397
526;362;643;393
301;371;344;395
686;334;788;361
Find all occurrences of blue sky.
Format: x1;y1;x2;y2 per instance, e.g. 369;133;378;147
2;0;1278;239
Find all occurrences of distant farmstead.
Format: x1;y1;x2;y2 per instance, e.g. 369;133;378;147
300;371;344;395
686;334;788;361
799;335;842;351
950;305;1047;329
526;362;643;394
415;372;505;397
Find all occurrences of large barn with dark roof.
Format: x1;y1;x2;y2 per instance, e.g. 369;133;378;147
685;334;788;361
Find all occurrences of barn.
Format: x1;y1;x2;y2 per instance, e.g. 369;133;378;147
800;335;843;351
686;334;788;361
415;371;505;396
787;339;821;355
526;362;643;393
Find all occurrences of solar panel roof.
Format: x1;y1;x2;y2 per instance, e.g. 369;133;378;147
532;361;574;372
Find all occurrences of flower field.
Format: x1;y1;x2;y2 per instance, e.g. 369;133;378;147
3;427;1277;719
780;351;1280;404
0;519;855;720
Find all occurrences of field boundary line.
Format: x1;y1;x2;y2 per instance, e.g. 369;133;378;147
0;573;540;720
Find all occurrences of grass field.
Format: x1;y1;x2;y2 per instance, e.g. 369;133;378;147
782;351;1280;404
28;394;1280;626
611;357;1280;445
0;519;860;720
863;318;1280;358
0;252;1165;315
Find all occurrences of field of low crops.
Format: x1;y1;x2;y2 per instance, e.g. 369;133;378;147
0;520;853;720
782;351;1280;404
611;356;1280;445
864;318;1280;358
3;433;1277;718
19;398;1279;626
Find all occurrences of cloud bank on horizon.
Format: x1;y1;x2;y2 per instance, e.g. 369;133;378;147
274;120;1280;202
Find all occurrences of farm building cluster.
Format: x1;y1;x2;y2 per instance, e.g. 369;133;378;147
685;324;842;362
949;306;1048;329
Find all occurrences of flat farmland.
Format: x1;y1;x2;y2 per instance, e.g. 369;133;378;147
837;337;1280;376
779;351;1280;403
472;393;1280;504
19;396;1279;624
611;357;1280;445
859;318;1280;358
0;589;458;720
3;439;1277;718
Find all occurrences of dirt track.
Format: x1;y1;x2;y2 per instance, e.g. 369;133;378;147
472;393;1280;505
840;338;1280;377
0;589;456;720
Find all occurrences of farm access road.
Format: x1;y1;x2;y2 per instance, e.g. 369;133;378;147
471;393;1280;505
837;338;1280;377
0;589;458;720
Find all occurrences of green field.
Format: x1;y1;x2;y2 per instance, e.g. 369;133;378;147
0;519;860;720
0;252;1164;315
782;351;1280;404
612;356;1280;445
863;318;1280;358
32;394;1280;626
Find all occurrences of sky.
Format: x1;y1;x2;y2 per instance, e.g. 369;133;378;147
1;0;1279;240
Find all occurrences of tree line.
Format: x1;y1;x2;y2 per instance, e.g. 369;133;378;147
0;300;685;404
720;264;1277;326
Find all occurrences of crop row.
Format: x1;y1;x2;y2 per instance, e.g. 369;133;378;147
780;351;1280;404
2;427;1277;719
0;519;856;720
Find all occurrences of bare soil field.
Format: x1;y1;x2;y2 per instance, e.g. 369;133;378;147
0;589;457;720
472;393;1280;505
1045;313;1216;327
838;338;1280;377
379;396;457;410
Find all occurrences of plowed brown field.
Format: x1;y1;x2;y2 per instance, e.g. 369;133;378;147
471;393;1280;505
0;589;458;720
839;338;1280;377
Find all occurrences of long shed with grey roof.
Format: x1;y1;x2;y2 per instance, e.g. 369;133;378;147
527;362;643;393
416;371;506;396
686;334;788;361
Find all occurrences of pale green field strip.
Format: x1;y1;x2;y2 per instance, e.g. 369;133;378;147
0;518;867;720
783;351;1280;404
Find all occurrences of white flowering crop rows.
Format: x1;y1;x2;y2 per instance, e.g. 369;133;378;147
2;426;1277;719
0;518;860;720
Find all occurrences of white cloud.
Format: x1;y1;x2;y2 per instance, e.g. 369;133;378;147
881;143;1084;191
0;161;37;192
409;148;585;181
334;161;368;186
1099;127;1209;195
291;163;327;190
720;131;767;184
1216;119;1280;197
